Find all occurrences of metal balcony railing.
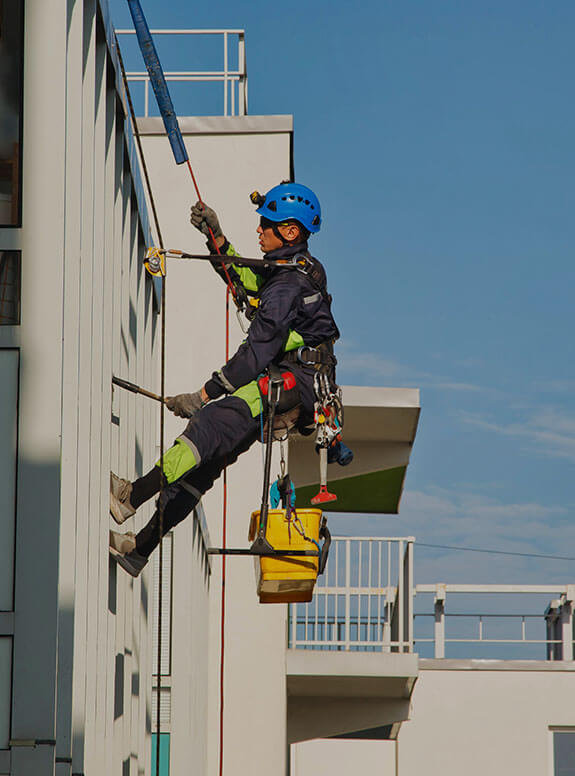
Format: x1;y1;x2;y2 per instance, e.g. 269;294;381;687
115;29;248;117
414;583;575;661
288;538;575;662
288;537;414;654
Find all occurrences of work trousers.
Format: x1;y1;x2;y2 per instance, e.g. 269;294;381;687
136;396;262;557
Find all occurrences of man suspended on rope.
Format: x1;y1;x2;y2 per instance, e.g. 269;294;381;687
109;182;340;577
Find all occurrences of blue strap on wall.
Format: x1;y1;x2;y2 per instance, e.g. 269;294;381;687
127;0;189;165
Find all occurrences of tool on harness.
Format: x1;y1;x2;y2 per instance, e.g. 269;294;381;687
311;373;343;506
328;439;354;466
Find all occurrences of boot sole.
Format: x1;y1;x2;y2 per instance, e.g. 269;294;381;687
110;493;135;525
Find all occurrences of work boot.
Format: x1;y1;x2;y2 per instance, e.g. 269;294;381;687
109;530;148;578
110;472;136;524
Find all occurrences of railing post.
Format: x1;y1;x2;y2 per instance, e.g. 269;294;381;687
223;31;228;116
382;587;392;653
397;540;404;652
561;587;575;661
545;599;561;660
345;539;351;650
238;32;246;115
434;584;446;659
405;539;414;653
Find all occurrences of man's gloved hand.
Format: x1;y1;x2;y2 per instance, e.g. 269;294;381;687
190;201;223;241
165;390;206;418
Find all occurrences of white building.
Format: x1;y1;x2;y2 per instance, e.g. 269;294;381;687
4;4;573;776
291;579;575;776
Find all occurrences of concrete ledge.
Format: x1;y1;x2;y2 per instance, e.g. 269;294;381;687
287;649;418;698
420;658;575;671
137;114;293;135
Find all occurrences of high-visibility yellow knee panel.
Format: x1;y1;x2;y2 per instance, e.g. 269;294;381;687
156;439;197;484
233;380;263;418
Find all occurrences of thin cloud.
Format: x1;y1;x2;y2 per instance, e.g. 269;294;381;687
337;340;494;395
458;408;575;462
330;486;573;585
531;379;575;395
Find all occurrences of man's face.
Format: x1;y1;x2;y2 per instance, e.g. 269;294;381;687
257;221;284;253
256;218;300;253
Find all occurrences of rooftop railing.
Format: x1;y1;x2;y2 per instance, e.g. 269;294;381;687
414;583;575;661
115;29;248;117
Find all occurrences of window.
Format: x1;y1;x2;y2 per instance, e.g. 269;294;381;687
0;349;18;610
0;251;20;324
0;638;11;749
554;730;575;776
151;734;170;776
0;0;24;226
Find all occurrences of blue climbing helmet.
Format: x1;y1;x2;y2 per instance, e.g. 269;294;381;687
252;182;322;234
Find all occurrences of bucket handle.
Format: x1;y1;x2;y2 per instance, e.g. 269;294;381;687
318;517;331;575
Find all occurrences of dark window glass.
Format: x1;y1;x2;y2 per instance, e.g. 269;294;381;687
0;0;24;226
0;251;20;324
555;731;575;776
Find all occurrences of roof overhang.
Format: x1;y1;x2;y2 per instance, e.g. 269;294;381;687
290;386;420;513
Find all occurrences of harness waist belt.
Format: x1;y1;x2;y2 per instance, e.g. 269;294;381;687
282;343;337;368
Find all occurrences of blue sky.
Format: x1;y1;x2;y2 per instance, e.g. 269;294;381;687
110;0;575;587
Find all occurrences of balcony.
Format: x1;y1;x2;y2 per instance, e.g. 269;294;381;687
286;536;575;742
286;537;418;742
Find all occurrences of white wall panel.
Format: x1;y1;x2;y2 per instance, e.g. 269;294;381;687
398;667;575;776
291;739;396;776
13;1;158;774
140;118;292;776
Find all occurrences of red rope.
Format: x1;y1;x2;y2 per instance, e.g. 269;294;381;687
184;156;230;776
186;160;238;303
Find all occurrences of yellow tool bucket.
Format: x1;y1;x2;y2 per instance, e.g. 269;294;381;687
249;508;325;604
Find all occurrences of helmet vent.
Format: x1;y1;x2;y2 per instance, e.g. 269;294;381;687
312;215;320;226
267;200;277;212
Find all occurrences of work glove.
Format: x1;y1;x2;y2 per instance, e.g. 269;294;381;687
190;201;223;242
165;390;206;418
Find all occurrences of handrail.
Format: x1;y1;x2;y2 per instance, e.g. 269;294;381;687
288;538;575;661
115;29;248;117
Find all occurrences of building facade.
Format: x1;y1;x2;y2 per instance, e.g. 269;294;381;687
1;1;159;773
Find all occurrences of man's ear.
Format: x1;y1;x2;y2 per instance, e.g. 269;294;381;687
280;223;301;243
